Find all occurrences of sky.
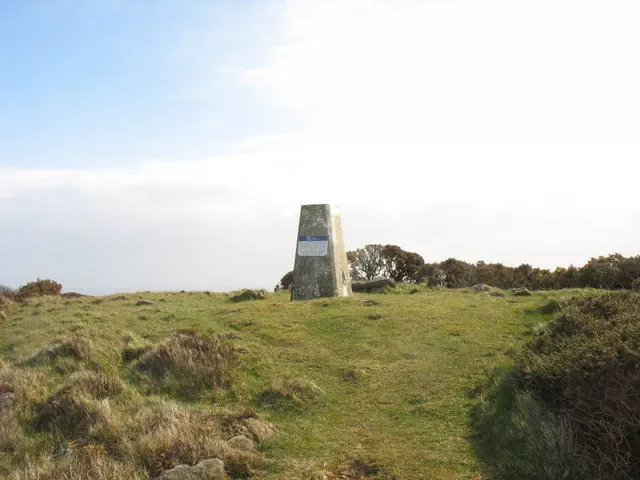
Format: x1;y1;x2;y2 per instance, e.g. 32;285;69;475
1;0;639;294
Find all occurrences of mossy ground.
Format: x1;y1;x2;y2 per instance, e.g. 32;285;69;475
0;286;600;479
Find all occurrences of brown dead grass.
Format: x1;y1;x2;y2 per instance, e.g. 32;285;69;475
133;400;258;478
23;336;93;366
33;370;123;439
9;445;147;480
134;331;238;397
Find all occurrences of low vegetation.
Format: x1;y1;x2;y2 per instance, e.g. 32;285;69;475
0;282;636;478
473;292;640;479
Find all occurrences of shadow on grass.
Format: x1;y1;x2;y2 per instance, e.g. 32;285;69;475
469;367;581;480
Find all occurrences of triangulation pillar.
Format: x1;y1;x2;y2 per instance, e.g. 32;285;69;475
291;204;352;300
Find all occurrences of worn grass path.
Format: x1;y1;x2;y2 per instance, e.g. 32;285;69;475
0;286;579;479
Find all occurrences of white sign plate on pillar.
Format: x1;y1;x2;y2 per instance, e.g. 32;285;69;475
297;235;329;256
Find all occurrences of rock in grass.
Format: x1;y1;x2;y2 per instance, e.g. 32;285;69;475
357;299;380;306
352;278;396;293
0;310;6;322
153;458;224;480
512;288;532;296
230;289;266;303
228;434;255;451
471;284;492;292
196;459;225;480
136;300;154;306
242;418;275;441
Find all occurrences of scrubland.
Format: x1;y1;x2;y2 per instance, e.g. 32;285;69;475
1;286;635;479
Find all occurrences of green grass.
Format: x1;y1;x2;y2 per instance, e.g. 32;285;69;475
0;286;600;479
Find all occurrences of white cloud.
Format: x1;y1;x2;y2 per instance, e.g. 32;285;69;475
2;0;640;293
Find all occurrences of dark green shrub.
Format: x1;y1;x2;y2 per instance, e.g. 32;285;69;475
280;270;294;290
520;293;640;479
17;278;62;299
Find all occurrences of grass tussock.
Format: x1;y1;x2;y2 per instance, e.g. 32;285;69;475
23;336;93;366
33;371;123;440
258;377;325;409
134;331;238;398
120;332;153;363
133;400;258;478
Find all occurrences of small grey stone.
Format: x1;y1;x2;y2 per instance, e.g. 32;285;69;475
512;288;532;296
228;434;255;451
242;418;275;441
136;300;154;306
195;459;225;480
471;284;492;292
153;465;201;480
357;299;380;307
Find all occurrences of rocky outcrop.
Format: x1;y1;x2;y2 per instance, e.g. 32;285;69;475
230;289;266;303
471;284;492;292
512;287;532;296
242;418;275;442
228;435;255;451
352;278;396;293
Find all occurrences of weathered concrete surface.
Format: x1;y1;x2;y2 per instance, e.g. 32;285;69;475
291;204;352;300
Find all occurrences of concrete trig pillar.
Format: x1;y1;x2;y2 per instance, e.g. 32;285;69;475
291;204;353;300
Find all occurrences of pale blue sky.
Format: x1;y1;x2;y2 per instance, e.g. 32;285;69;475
1;1;639;294
0;1;287;168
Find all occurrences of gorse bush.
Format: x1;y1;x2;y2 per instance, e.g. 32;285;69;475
17;279;62;299
280;270;294;290
520;293;640;479
471;369;583;480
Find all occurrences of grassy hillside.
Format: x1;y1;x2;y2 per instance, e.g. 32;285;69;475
0;286;594;479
